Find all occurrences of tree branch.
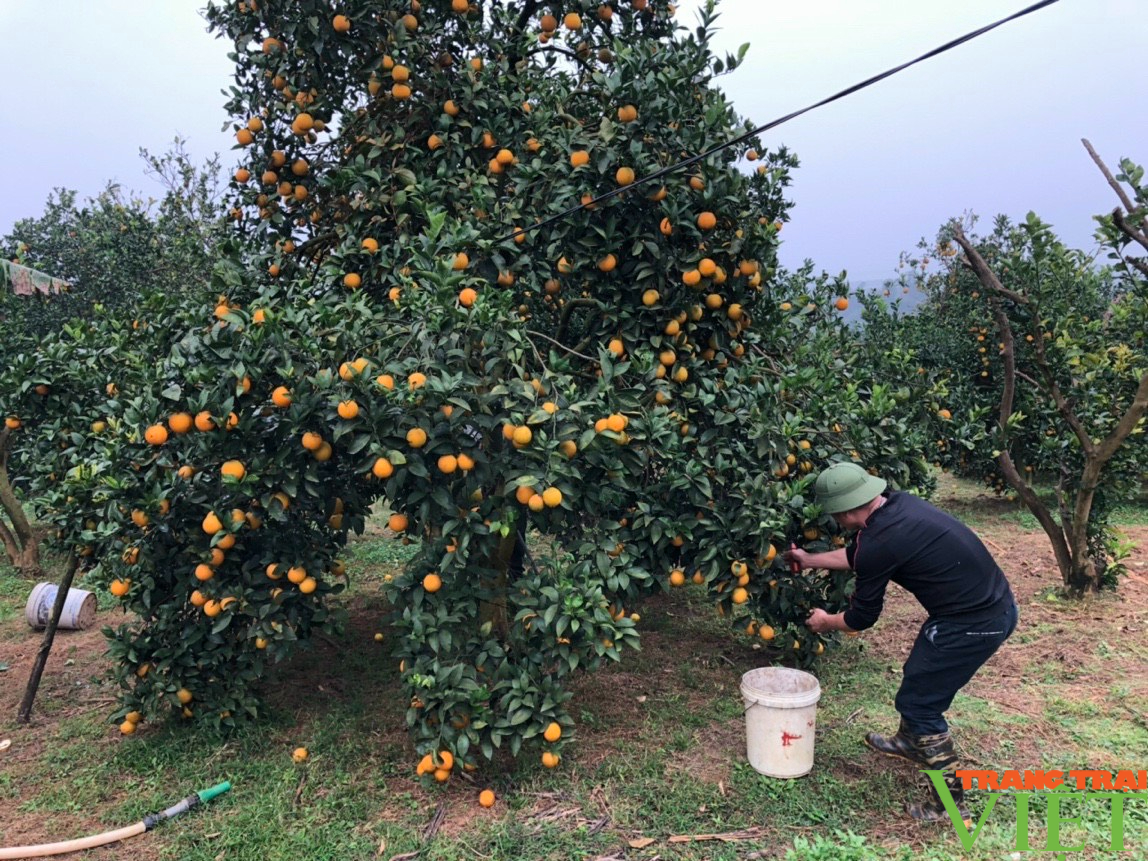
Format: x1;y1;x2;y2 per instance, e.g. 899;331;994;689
1082;138;1139;216
525;329;596;363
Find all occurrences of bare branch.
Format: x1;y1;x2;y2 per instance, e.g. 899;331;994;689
525;329;596;363
952;227;1031;307
1083;138;1139;215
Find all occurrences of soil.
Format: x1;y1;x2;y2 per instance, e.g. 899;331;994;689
1;482;1145;858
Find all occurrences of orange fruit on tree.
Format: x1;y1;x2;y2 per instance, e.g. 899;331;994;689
542;487;563;508
109;579;131;597
337;400;360;420
457;452;475;471
202;511;224;535
194;411;216;432
731;587;749;604
406;427;428;448
343;272;361;289
659;217;673;236
607;337;624;357
221;460;246;480
176;688;194;705
299;577;318;594
682;269;702;287
669;569;686;587
697;211;717;230
194;563;215;582
617;104;638;122
569;150;590;168
423;573;443;592
314;442;333;462
527;493;545;512
389;512;409;533
443;99;460;116
615;166;635;186
758;624;775;642
452;252;469;270
541;751;560;768
642;289;660;306
459;287;478;307
835;296;850;311
543;721;562;742
271;385;292;407
452;0;469;11
564;11;582;29
168;412;193;434
287;566;307;584
301;431;323;451
437;454;458;474
372;457;394;479
144;424;168;445
511;426;532;447
332;14;351;32
514;484;535;505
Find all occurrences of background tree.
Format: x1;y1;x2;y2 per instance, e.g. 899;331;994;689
0;139;225;336
873;146;1147;594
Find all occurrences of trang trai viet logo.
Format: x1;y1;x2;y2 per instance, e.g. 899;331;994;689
924;768;1147;853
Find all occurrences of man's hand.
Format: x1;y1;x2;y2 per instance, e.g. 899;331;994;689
783;546;813;571
805;608;838;634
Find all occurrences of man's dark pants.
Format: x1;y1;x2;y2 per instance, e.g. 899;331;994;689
896;601;1019;736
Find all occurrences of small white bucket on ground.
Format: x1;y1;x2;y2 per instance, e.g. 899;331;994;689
740;667;821;778
24;582;98;631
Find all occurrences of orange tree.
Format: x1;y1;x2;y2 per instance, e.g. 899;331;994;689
0;0;939;771
870;152;1148;594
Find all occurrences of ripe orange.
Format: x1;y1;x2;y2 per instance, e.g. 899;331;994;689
570;150;590;168
301;431;323;451
479;788;496;808
443;99;460;116
659;217;673;236
542;487;563;508
168;412;193;434
758;625;775;642
607;337;624;357
437;454;458;474
406;427;428;448
452;252;469;270
423;573;443;592
597;253;617;273
144;424;168;445
337;400;360;420
541;751;560;768
202;511;224;535
176;688;194;705
221;460;246;480
452;0;469;11
732;587;749;604
109;579;131;597
292;747;309;763
564;11;582;29
617;104;638;122
543;721;562;742
389;513;409;533
271;385;291;407
372;457;394;479
194;411;216;432
459;287;478;307
835;296;850;311
343;272;361;289
615;166;635;186
669;569;686;587
512;426;532;447
194;563;215;582
642;289;660;306
697;211;717;230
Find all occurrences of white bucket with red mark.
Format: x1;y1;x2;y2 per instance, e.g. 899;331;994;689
740;667;821;778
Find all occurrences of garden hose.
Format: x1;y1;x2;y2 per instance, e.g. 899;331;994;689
0;781;230;859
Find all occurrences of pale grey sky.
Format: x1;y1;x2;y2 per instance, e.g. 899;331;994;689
1;1;1143;282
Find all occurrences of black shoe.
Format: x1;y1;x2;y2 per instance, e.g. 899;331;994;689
907;796;971;825
907;774;970;825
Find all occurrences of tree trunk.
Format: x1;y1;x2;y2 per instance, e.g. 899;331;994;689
0;429;41;573
18;554;80;723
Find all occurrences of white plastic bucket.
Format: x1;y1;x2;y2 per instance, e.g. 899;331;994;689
24;582;98;631
740;667;821;778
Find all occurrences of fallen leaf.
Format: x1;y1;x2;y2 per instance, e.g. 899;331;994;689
628;838;656;849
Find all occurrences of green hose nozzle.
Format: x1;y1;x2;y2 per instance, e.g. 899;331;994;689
197;781;232;804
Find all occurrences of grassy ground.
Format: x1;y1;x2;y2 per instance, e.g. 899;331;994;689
1;475;1146;860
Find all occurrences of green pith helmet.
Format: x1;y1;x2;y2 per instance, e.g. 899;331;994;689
814;462;888;514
